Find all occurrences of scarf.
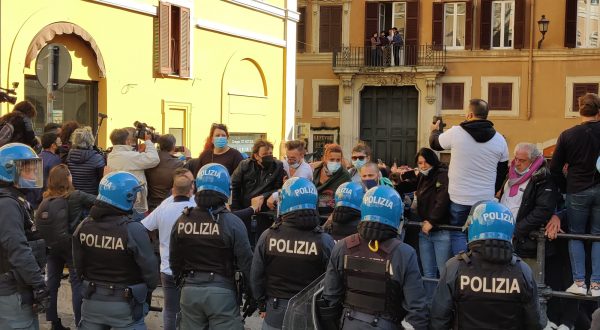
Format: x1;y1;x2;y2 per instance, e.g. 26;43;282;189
507;155;544;197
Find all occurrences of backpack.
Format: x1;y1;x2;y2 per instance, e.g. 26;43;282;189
0;120;14;147
35;196;71;248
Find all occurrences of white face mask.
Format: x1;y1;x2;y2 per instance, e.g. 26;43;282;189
419;167;432;176
515;166;530;176
327;161;341;173
289;161;301;169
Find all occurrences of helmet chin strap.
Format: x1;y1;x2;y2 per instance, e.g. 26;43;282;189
368;240;379;252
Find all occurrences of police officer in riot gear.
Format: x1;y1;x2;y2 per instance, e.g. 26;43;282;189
320;185;429;330
324;182;365;241
72;171;158;330
251;177;334;330
170;163;253;330
430;200;543;330
0;143;49;329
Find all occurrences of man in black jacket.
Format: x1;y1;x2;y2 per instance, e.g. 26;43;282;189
499;143;558;274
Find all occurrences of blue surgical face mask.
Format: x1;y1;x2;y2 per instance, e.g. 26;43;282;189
18;177;38;189
352;159;366;170
213;136;228;149
327;161;341;173
362;179;378;190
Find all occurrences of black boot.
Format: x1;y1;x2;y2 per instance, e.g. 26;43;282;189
50;318;70;330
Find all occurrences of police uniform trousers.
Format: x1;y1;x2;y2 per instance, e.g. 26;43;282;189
261;298;290;330
340;309;400;330
179;285;242;330
0;293;39;330
79;287;147;330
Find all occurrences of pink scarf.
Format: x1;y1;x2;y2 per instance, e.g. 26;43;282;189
507;156;544;197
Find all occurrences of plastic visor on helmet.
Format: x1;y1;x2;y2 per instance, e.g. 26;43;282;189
195;163;231;198
360;186;403;229
279;177;318;215
596;155;600;173
466;200;515;243
97;171;144;211
334;182;365;211
0;143;43;188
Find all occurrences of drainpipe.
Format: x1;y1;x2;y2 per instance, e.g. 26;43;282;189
526;0;535;120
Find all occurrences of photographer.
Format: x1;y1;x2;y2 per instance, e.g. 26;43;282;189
107;128;160;214
145;134;184;211
0;101;40;151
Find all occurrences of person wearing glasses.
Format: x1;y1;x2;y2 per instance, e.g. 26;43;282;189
185;123;244;178
348;143;371;184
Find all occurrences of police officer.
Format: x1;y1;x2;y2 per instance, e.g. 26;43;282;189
324;182;364;241
320;185;429;330
170;163;253;330
251;177;334;330
73;171;159;329
430;200;543;330
0;143;49;329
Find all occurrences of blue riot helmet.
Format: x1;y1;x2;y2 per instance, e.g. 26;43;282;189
279;177;318;215
467;200;515;243
196;163;231;198
360;186;403;229
0;143;43;189
97;171;144;211
335;182;365;211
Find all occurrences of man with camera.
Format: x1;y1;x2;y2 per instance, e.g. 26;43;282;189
107;127;160;214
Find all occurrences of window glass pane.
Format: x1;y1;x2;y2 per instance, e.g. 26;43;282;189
393;3;406;39
456;4;466;47
444;4;455;46
492;2;502;47
504;2;513;47
577;0;587;47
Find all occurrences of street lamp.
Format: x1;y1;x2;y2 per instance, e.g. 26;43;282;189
537;15;549;49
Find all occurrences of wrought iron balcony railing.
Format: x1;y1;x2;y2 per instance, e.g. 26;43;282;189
332;45;447;69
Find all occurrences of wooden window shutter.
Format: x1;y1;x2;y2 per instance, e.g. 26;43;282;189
513;0;525;49
573;83;599;111
158;2;172;75
179;6;190;77
432;2;444;49
480;0;492;49
464;1;474;50
365;3;379;46
405;1;420;65
319;86;339;112
488;83;513;110
298;7;306;52
565;0;577;48
319;7;331;52
442;83;465;110
330;6;342;52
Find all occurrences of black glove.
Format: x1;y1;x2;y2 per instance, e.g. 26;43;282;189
32;286;50;314
242;294;258;319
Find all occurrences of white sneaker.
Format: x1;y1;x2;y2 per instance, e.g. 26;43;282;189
556;325;571;330
543;321;558;330
566;282;587;295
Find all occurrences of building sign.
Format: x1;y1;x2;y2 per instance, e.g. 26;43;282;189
229;133;266;155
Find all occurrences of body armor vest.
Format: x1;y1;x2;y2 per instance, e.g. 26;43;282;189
453;252;529;330
264;222;325;299
172;207;234;278
342;234;404;321
77;215;143;285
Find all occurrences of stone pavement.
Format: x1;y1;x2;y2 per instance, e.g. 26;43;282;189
39;279;264;330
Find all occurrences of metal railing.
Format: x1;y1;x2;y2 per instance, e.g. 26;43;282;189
332;45;447;69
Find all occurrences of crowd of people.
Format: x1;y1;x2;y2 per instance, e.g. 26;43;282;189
369;27;404;66
0;92;598;330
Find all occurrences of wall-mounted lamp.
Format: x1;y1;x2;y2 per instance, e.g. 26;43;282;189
537;15;550;49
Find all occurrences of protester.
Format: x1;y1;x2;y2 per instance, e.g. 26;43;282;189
142;169;195;330
36;164;96;329
359;162;394;189
498;143;558;273
430;98;509;255
185;123;243;177
550;92;600;296
145;134;184;211
59;121;80;162
266;139;312;210
107;127;160;213
348;143;372;183
312;143;350;215
39;132;62;190
0;101;40;150
66;127;105;195
43;122;62;135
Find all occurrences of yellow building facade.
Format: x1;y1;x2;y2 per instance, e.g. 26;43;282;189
296;0;599;165
0;0;299;156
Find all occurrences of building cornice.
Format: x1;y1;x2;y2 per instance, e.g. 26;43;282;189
196;19;286;48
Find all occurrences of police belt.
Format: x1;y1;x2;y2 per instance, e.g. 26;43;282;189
83;281;133;302
184;271;234;289
344;309;399;328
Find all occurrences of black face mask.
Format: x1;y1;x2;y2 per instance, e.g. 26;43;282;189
331;206;361;224
261;155;274;167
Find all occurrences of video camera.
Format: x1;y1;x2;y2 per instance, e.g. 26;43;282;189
0;83;18;104
133;121;160;143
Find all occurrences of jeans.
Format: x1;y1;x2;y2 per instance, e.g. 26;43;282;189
567;184;600;282
0;293;39;330
449;202;471;255
161;273;180;330
418;230;452;279
46;243;82;325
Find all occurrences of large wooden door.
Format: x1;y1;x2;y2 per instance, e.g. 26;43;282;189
360;86;418;166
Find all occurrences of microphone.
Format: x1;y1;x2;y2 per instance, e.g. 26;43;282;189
98;113;108;119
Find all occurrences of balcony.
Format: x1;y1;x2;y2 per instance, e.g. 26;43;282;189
332;45;447;74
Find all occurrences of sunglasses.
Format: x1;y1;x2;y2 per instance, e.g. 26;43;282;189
351;156;366;161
